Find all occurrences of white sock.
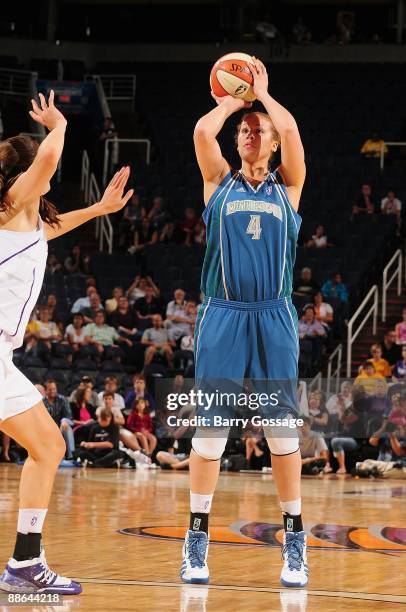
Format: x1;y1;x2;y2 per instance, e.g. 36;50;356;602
17;509;48;534
280;499;301;516
190;492;213;514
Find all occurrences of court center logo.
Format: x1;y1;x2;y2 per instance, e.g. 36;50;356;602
119;521;406;553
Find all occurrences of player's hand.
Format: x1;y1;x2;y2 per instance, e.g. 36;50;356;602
98;167;134;215
211;91;251;111
251;57;269;100
29;90;67;131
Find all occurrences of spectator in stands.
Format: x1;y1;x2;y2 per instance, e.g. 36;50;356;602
65;313;87;353
64;245;92;275
166;293;196;341
305;225;331;249
105;287;124;314
307;390;329;434
97;376;125;410
76;408;122;468
69;375;99;408
98;117;117;143
109;296;138;339
46;253;62;275
124;374;156;413
291;16;307;43
380;330;402;366
368;379;391;421
360;133;387;158
46;293;63;328
71;285;98;314
194;217;206;245
128;217;158;254
96;391;125;426
312;291;333;327
331;385;367;474
395;309;406;346
299;418;332;474
321;273;348;304
177;207;198;246
80;292;104;323
141;314;175;368
352;183;376;216
148;196;172;233
173;322;195;371
381;190;402;233
367;343;391;378
326;381;353;416
298;305;326;364
293;267;319;298
43;380;75;460
354;361;385;395
242;422;264;463
84;310;132;356
36;306;62;352
134;284;163;330
24;314;40;353
126;275;160;305
393;345;406;382
126;398;157;455
70;386;97;430
118;193;145;248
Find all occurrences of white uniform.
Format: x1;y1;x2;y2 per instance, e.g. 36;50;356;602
0;219;48;421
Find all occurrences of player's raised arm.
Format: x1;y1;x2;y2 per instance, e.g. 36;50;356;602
7;91;66;209
251;58;305;211
45;167;133;240
194;95;250;204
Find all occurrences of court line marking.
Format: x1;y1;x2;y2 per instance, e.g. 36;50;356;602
74;578;406;603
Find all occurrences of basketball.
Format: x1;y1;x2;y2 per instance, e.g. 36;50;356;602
210;52;256;102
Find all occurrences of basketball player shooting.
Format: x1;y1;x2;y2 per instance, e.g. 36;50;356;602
0;91;133;594
180;57;308;587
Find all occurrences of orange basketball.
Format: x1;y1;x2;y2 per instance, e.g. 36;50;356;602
210;52;256;102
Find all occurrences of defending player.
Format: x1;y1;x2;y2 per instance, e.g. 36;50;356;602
180;57;308;587
0;92;133;594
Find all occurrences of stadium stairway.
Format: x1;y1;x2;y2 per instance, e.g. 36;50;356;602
347;284;406;377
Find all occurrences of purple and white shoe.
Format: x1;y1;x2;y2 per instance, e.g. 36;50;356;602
0;549;82;594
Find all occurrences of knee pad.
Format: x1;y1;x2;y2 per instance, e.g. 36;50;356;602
263;424;299;456
192;428;229;461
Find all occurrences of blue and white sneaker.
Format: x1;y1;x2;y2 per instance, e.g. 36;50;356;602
180;530;209;584
280;531;308;588
0;549;82;594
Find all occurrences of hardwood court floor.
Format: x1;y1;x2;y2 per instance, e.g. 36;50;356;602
1;464;406;611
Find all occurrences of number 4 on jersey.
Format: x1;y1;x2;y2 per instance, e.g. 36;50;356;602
246;215;262;240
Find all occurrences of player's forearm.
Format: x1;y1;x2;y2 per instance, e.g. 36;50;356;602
37;122;66;166
257;92;298;136
195;99;239;138
45;203;103;240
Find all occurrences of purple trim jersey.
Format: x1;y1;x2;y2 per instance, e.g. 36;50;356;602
0;220;48;353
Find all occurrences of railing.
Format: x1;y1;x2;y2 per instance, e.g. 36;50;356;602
85;74;112;119
380;141;406;172
87;170;113;254
346;285;378;377
382;249;402;322
307;372;322;393
81;150;90;202
103;137;151;186
0;67;38;96
99;74;136;103
326;343;342;396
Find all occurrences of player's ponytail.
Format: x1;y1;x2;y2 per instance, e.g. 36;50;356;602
0;134;60;227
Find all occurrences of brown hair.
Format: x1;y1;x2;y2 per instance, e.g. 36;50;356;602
99;408;112;421
0;134;60;227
